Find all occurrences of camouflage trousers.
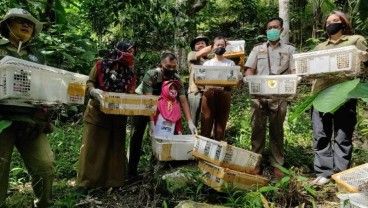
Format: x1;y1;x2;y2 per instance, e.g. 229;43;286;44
0;121;55;208
250;99;287;167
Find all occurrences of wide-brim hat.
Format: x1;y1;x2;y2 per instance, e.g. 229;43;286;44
0;8;43;37
190;36;209;51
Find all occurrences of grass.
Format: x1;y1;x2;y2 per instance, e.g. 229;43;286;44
4;84;368;207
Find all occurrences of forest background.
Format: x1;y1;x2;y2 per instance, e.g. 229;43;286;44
1;0;368;207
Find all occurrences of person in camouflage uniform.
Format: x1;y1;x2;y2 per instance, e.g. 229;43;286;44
128;53;197;179
0;8;55;208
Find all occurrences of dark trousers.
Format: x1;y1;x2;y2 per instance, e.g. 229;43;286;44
250;99;287;167
128;115;149;177
201;89;231;141
312;99;357;178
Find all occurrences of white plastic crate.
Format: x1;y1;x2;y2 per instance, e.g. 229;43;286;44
222;145;262;174
225;40;245;54
198;160;268;192
151;135;196;161
0;56;88;105
337;192;368;208
293;46;361;77
193;65;241;87
192;135;227;166
332;163;368;193
246;74;299;95
100;92;158;116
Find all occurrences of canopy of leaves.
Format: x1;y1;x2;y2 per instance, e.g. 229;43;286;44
0;0;367;74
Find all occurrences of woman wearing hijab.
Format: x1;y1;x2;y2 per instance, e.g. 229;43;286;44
76;42;137;188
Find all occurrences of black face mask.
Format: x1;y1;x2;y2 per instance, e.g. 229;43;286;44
162;67;176;77
326;23;345;36
214;47;226;55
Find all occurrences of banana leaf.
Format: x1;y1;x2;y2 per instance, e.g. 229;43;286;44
0;120;12;134
288;93;318;122
313;79;360;113
347;82;368;98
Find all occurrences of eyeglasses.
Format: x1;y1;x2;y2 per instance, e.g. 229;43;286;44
10;17;35;27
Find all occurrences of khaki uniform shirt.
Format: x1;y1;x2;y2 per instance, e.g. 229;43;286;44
0;40;50;127
245;42;296;75
187;51;209;93
312;35;368;94
0;40;45;64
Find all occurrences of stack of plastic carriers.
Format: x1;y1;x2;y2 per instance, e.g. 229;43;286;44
224;40;246;71
192;135;268;192
333;163;368;208
0;56;88;107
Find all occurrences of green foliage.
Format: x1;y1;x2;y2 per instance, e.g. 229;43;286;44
223;190;265;207
53;180;83;207
0;120;12;133
36;24;96;74
348;82;368;98
313;79;360;113
260;165;316;207
49;122;83;179
289;93;318;122
291;79;367;119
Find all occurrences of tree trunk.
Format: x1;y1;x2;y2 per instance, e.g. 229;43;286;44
175;0;188;72
174;0;207;72
279;0;290;43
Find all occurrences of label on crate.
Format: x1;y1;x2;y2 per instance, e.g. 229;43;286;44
197;141;220;160
267;79;277;89
211;144;222;161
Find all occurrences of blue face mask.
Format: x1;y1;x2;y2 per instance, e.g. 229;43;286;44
266;29;281;41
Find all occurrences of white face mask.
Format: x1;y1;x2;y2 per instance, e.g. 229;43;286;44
169;89;177;98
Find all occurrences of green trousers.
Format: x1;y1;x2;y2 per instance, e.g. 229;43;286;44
250;99;287;167
0;122;55;208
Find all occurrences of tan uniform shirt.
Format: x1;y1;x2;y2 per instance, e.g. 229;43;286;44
245;42;296;75
312;35;368;94
187;51;209;93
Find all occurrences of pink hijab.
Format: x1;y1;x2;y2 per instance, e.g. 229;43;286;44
157;81;181;122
